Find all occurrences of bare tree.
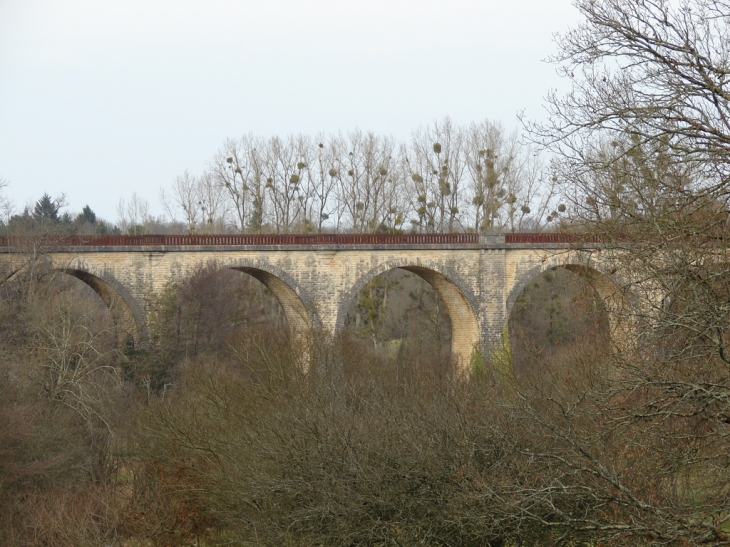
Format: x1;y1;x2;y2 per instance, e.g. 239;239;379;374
287;133;318;232
515;1;730;543
407;118;467;232
162;170;230;234
161;170;199;233
528;0;730;218
116;192;151;235
196;171;230;233
261;135;307;233
28;291;121;431
302;135;340;232
464;120;550;232
335;130;404;233
0;178;13;224
211;135;267;232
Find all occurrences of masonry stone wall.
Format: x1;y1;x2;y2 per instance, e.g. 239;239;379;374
0;239;620;370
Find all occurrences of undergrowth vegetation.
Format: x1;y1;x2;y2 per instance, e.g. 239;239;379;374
1;250;727;546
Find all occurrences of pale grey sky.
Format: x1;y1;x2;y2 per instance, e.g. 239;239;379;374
0;0;579;222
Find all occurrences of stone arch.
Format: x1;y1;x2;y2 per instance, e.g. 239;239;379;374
337;259;481;368
506;258;626;343
57;268;141;347
224;259;314;338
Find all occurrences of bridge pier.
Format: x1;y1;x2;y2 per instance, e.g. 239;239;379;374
478;247;509;354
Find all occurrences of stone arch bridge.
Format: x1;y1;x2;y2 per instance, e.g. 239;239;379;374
0;233;621;366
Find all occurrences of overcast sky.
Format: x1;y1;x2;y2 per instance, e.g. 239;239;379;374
0;0;579;222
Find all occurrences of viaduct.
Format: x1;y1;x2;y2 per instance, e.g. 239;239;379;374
0;232;621;367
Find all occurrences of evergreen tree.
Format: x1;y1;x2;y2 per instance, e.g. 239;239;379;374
33;193;59;222
77;205;97;225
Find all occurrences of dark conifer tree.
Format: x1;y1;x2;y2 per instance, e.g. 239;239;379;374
33;193;59;222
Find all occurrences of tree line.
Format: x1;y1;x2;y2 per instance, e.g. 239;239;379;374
3;119;556;238
162;119;556;235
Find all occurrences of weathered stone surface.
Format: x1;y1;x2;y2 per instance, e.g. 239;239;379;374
0;239;619;370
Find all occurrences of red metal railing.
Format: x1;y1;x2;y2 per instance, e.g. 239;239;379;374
0;233;479;247
505;233;593;244
0;232;589;247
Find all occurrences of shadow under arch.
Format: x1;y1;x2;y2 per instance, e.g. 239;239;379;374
507;261;627;346
229;266;313;340
337;261;481;369
59;268;140;347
